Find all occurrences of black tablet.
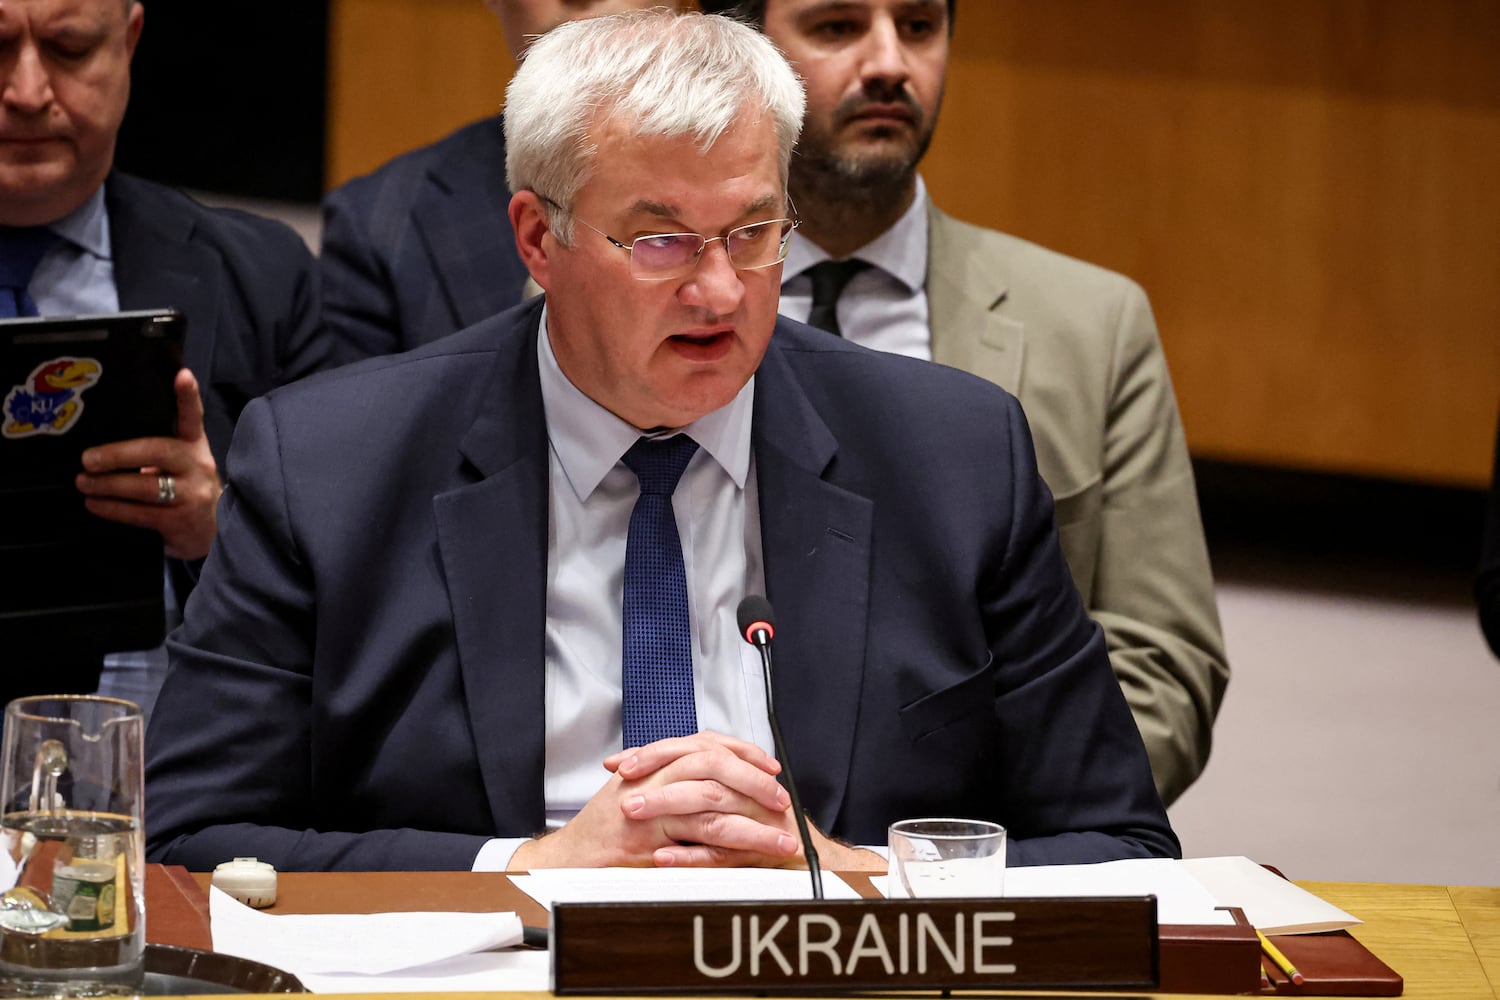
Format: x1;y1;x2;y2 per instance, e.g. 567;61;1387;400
0;310;186;658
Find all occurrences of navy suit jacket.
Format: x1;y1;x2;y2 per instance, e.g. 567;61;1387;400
318;116;531;365
144;299;1176;871
106;171;327;472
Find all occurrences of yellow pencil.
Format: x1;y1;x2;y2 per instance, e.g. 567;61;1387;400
1257;929;1305;985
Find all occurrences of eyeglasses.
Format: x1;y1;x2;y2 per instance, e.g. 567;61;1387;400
543;197;799;281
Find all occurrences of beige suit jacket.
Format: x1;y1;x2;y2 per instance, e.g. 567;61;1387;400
927;203;1227;805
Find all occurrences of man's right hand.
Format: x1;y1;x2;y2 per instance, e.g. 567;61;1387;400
510;731;800;869
75;369;222;560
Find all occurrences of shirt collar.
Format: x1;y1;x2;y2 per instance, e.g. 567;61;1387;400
537;304;755;503
785;175;929;294
47;185;111;260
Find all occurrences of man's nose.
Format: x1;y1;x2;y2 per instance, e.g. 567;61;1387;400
858;15;910;88
680;239;746;316
3;44;55;113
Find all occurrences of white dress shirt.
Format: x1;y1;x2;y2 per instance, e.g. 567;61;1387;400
474;309;772;869
781;176;931;359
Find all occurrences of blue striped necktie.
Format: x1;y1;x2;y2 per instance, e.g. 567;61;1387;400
0;226;58;318
620;434;700;748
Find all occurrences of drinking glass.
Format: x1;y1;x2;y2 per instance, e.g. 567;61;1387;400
888;818;1007;898
0;696;145;997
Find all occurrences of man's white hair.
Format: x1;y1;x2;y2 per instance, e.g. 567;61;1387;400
504;9;805;243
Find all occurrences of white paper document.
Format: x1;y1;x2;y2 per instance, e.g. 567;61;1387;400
875;856;1359;935
208;885;545;993
875;856;1234;926
1006;857;1236;926
1182;855;1360;934
511;866;860;908
295;951;551;994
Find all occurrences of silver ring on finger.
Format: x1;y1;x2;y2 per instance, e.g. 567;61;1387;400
156;473;176;506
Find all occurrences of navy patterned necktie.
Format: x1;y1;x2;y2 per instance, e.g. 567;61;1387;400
804;259;869;337
620;434;701;748
0;226;58;319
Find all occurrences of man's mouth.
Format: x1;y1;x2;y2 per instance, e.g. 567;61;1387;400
843;98;920;130
668;329;734;360
674;330;721;341
850;105;915;125
0;135;65;150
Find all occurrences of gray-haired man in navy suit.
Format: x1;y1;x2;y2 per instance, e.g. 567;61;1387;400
146;9;1176;874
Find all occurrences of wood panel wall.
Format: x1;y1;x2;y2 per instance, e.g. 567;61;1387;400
327;0;1500;487
327;0;514;186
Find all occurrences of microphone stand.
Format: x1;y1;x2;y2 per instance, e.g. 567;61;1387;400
754;641;823;900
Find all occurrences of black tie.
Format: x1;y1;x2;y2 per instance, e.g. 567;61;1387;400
804;259;869;337
0;226;58;318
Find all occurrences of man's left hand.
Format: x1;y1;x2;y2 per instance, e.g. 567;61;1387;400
75;368;222;560
607;740;887;872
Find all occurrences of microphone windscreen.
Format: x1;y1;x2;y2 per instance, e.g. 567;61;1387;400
736;595;776;643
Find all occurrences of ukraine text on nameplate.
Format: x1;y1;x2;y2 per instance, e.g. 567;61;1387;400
552;896;1159;994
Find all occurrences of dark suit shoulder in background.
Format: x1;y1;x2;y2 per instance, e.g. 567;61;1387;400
105;171;325;472
318;115;531;367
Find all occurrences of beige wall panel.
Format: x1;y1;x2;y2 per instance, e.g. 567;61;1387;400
927;1;1500;487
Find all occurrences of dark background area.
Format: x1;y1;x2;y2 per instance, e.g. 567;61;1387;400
1194;458;1488;601
115;2;329;203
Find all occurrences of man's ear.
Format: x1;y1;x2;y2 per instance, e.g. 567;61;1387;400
126;3;145;59
509;190;555;292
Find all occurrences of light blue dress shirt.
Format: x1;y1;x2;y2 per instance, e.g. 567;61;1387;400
473;307;774;870
31;186;120;316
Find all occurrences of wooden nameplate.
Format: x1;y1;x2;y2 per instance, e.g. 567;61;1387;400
552;895;1158;994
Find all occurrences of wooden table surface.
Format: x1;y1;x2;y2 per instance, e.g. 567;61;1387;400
164;874;1499;999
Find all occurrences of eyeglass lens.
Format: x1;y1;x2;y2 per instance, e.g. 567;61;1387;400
630;219;795;275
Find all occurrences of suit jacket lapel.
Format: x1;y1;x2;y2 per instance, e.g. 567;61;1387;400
433;304;551;831
752;339;873;832
414;122;520;331
106;175;221;382
926;203;1025;396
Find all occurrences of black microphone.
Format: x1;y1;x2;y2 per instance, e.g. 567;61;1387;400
736;595;823;900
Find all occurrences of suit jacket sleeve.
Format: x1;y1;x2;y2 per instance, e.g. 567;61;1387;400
1089;282;1228;805
143;394;491;871
983;393;1180;865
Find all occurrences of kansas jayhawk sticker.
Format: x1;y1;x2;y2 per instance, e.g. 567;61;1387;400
2;357;103;439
